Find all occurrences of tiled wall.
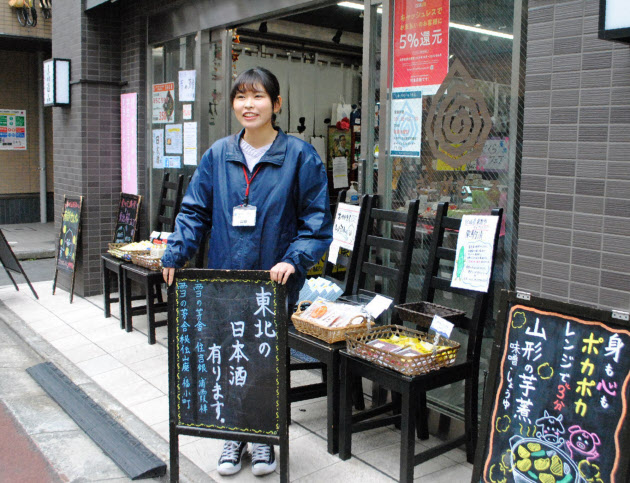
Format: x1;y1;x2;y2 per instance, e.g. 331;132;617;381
518;0;630;310
0;1;51;39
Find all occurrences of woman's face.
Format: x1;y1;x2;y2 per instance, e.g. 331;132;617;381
232;83;281;131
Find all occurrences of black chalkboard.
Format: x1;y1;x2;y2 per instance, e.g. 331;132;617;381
167;269;289;483
0;228;38;299
473;291;630;483
113;193;142;243
53;195;83;303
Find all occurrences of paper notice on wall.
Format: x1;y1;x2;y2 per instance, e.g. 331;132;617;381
178;70;196;102
183;122;198;166
152;129;164;169
152;83;175;123
165;123;183;154
0;109;26;150
333;202;361;251
183;104;192;120
310;136;326;164
332;156;349;189
164;156;181;169
451;215;499;292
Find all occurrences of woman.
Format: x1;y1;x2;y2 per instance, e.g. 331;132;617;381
162;67;332;476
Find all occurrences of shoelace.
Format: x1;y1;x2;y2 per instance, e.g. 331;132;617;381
220;441;243;461
252;443;271;461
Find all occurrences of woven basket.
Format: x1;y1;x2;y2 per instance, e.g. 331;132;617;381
130;253;163;271
108;242;151;261
346;325;460;376
291;300;372;344
394;302;465;329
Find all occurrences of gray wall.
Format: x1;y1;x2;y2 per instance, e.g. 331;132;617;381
517;0;630;310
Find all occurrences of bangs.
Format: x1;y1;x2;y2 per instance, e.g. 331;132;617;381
230;67;280;106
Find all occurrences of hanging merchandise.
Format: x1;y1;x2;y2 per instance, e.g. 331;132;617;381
332;102;353;123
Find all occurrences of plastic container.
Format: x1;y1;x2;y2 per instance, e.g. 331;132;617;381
151;239;166;258
347;182;359;205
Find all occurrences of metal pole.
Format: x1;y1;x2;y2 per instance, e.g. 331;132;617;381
37;50;47;223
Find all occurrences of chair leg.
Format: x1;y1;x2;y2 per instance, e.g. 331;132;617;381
465;375;479;463
123;272;133;333
147;280;156;345
416;391;429;440
338;356;353;461
400;387;417;483
392;392;402;429
102;259;111;318
117;267;125;326
327;351;340;455
351;376;365;410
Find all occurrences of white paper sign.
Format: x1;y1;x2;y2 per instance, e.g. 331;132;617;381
451;215;499;292
182;104;192;120
152;83;175;123
310;136;326;163
364;294;394;319
183;122;197;165
429;315;454;339
164;156;181;168
333;202;361;249
328;241;341;265
178;70;196;102
332;156;349;189
152;129;164;168
165;124;183;154
390;89;422;157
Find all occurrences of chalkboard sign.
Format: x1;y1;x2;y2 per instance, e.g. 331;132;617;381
113;193;142;243
53;195;83;303
168;269;289;482
473;291;630;483
0;229;38;299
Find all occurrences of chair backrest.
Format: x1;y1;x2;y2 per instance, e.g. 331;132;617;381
323;193;376;296
156;172;184;233
353;196;420;320
421;202;503;362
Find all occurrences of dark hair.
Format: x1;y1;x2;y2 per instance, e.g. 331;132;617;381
229;67;280;108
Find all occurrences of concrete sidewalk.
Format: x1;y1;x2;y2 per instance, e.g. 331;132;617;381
0;222;57;260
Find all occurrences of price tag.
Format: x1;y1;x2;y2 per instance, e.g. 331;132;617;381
429;315;455;339
364;294;393;319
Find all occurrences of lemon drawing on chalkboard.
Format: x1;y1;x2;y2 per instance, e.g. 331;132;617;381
512;310;527;329
73;235;77;244
65;247;69;257
455;246;465;280
63;224;67;233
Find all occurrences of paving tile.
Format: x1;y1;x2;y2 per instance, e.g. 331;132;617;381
414;462;472;482
96;330;147;353
63;342;107;364
49;333;92;352
129;395;169;426
37;324;79;342
110;340;168;365
76;353;124;377
294;457;395;482
2;394;79;435
128;353;168;379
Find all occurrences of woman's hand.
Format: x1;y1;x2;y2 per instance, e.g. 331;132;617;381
270;262;295;285
163;267;176;286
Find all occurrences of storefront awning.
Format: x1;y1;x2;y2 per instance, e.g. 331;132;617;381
85;0;120;11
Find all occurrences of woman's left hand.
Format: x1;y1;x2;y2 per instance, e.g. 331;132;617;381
270;262;295;285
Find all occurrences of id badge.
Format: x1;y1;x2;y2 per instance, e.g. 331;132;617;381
233;204;257;227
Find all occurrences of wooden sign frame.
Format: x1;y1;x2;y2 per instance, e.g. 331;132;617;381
53;195;83;303
0;228;38;299
113;192;142;243
472;290;630;483
167;269;289;482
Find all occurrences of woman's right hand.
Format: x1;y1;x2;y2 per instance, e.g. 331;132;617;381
162;267;176;286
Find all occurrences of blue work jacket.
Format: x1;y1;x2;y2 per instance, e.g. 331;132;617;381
162;128;333;304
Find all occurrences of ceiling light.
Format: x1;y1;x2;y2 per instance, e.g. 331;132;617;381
338;2;382;14
449;22;513;39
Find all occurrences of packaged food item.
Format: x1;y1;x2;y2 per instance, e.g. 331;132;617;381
299;298;366;328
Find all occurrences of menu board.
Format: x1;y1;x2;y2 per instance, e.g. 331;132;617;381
113;193;142;243
474;292;630;483
57;196;82;273
170;270;287;436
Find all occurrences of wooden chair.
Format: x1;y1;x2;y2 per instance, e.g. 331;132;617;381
287;193;375;454
338;202;503;482
121;173;184;344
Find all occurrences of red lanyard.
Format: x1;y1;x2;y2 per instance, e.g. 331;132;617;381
242;165;261;206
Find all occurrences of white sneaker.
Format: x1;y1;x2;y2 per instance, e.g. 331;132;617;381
217;440;247;476
251;443;276;476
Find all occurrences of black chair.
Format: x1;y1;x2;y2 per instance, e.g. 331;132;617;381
287;193;375;455
338;202;503;482
288;195;419;454
121;173;184;344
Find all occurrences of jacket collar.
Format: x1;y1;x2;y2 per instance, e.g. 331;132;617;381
225;127;287;167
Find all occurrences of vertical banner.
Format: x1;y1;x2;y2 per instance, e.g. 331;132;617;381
393;0;450;95
121;93;138;194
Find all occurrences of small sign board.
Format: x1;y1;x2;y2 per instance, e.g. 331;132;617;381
0;229;38;299
451;215;499;293
113;193;142;243
168;269;289;482
328;202;361;264
473;291;630;483
53;195;83;303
